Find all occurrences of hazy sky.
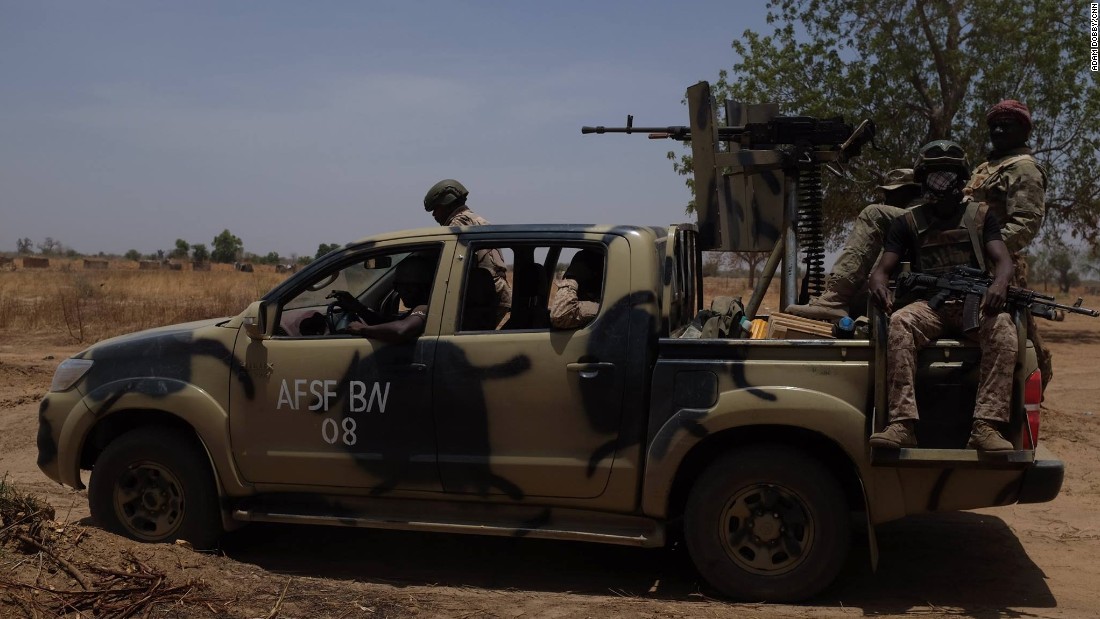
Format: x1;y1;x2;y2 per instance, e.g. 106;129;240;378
1;1;773;258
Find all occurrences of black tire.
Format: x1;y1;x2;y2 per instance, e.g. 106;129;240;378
684;445;851;601
89;427;222;549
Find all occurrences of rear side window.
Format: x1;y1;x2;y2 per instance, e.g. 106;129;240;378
457;244;606;332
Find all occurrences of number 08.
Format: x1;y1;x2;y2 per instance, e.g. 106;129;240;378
322;417;358;446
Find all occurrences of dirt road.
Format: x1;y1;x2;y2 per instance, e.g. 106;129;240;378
2;315;1099;618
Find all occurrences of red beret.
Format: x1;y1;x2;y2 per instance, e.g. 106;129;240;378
986;99;1032;131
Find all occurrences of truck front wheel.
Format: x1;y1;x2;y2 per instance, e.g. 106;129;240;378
89;427;222;549
684;445;850;601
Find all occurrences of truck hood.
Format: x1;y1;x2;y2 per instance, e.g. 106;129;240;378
71;318;240;400
74;318;232;356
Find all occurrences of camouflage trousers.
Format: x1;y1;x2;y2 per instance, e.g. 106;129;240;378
888;300;1016;423
832;203;1053;392
830;203;907;292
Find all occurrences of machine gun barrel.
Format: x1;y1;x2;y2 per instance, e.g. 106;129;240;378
582;115;858;148
580;125;693;139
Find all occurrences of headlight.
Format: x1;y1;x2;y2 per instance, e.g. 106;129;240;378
50;358;94;392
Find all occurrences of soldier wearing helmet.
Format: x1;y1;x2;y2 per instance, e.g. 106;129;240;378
868;140;1017;452
423;179;512;322
787;101;1047;329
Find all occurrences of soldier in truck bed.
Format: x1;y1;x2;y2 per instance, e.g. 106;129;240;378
424;178;512;323
868;141;1016;452
787;99;1051;393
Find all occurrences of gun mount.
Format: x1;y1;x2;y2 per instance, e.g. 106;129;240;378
583;81;875;312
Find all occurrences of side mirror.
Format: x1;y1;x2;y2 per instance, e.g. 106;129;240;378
244;301;275;340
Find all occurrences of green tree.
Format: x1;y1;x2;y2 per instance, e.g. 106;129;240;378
171;239;190;259
124;249;141;261
672;0;1100;245
16;238;32;254
315;243;341;260
211;230;243;264
191;243;209;263
1046;246;1079;294
259;251;281;265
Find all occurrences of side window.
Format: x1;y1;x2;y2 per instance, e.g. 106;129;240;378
457;244;605;332
275;248;441;337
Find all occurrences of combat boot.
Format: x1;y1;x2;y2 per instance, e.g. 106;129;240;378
784;276;855;322
967;419;1014;452
869;420;918;449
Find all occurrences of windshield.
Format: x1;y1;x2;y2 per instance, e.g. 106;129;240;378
284;252;412;311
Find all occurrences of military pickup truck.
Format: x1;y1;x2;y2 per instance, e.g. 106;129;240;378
37;222;1063;601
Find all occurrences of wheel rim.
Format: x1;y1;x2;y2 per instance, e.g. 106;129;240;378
113;461;185;541
718;483;813;576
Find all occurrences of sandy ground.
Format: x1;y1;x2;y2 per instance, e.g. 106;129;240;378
2;313;1099;618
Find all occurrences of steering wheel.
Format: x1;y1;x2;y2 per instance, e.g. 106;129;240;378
325;290;384;333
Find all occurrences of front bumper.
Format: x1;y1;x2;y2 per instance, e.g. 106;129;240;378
36;390;90;488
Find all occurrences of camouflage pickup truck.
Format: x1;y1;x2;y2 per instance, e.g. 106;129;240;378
37;223;1063;601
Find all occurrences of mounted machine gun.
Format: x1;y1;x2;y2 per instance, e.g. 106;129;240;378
583;81;876;315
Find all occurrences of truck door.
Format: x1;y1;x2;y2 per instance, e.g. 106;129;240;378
432;235;632;499
228;243;451;492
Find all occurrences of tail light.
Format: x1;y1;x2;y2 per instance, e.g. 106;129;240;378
1022;369;1042;449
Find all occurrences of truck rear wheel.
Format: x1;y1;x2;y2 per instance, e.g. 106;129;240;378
89;427;222;549
684;445;850;601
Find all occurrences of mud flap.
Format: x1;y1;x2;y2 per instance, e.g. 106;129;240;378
857;473;879;571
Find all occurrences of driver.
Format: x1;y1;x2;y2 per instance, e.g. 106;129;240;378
341;254;434;343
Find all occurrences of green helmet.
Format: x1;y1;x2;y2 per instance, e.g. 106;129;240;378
913;140;971;183
423;179;469;211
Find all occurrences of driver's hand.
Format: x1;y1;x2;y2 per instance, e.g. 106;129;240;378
342;321;367;336
327;290;355;304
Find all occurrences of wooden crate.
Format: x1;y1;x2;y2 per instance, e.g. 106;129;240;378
765;313;835;339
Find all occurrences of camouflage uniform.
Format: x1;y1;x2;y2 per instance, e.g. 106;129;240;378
889;301;1016;424
549;278;599;329
882;201;1017;449
790;150;1052;391
965;148;1051;390
826;203;908;293
786;169;918;318
444;207;513;314
814;150;1045;297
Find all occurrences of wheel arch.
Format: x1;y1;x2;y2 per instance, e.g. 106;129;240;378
663;425;866;526
642;387;870;521
64;379;250;499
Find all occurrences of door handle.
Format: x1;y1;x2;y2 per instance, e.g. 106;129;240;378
566;362;615;379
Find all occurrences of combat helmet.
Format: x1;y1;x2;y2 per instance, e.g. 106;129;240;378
423;179;469;211
913;140;971;184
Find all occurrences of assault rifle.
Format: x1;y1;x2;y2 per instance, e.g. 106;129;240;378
895;265;1099;332
582;114;862;150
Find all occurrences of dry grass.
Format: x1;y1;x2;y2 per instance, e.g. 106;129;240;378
2;265;1093;347
0;268;286;344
